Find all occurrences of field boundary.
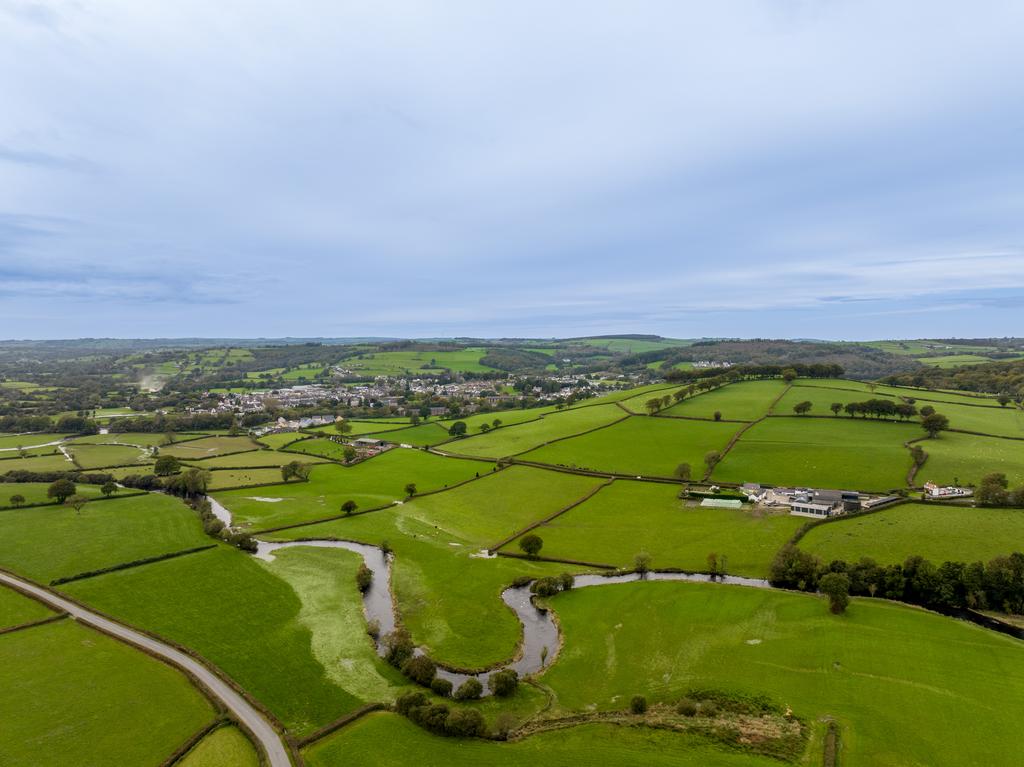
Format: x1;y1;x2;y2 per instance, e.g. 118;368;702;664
161;718;228;767
703;417;768;481
487;478;614;553
793;382;1006;409
50;544;219;585
496;550;617;569
290;702;387;750
0;489;148;513
0;611;68;636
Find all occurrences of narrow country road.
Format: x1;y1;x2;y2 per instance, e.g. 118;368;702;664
0;570;292;767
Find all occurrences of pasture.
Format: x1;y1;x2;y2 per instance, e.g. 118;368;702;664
205;468;295;490
68;443;151;469
542;580;1024;767
0;453;73;473
179;726;260;767
0;481;107;509
799;502;1024;565
712;417;913;491
0;618;214;767
0;492;209;583
522;416;740;478
162;435;261;460
512;480;803;576
440;404;626;459
660;379;789;421
65;546;375;737
366;422;451;446
214;450;492;529
917;431;1024;486
181;449;331;469
0;433;71;449
341;348;495;376
285;437;352;462
0;584;54;629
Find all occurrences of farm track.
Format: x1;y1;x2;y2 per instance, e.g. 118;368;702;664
0;569;293;767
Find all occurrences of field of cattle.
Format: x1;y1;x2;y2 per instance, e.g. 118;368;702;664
2;374;1023;766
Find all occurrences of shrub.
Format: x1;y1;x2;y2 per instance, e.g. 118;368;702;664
356;563;373;593
416;703;451;732
8;494;25;507
510;575;533;589
453;678;483;700
366;619;380;639
383;628;415;667
519;534;543;558
556;572;574;591
700;701;719;718
203;518;225;536
630;695;648;714
430;677;453;697
490;669;518;697
493;711;518;739
677;698;698;717
446;708;485;737
402;654;437;686
395;690;428;716
819;571;851;614
530;577;560;597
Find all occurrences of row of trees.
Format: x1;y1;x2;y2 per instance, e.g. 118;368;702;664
976;473;1024;507
771;545;1024;615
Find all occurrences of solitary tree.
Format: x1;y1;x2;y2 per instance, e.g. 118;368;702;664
404;482;417;497
830;402;843;416
492;419;502;429
997;393;1011;407
101;481;118;497
919;405;936;417
793;401;813;415
342;499;359;516
704;450;722;474
921;412;950;438
334;420;353;436
48;479;76;504
713;410;723;421
9;494;25;508
674;462;692;484
355;563;373;593
634;551;652;576
782;368;798;383
342;446;357;463
519;534;543;558
66;494;89;515
154;455;181;476
818;572;851;614
448;421;467;437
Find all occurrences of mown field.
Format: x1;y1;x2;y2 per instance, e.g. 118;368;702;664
541;581;1024;766
712;417;913;491
439;404;626;458
510;480;803;576
162;435;261;460
0;618;215;767
68;443;152;469
660;380;789;421
214;450;492;529
0;493;209;583
799;502;1024;565
916;431;1024;487
521;416;740;478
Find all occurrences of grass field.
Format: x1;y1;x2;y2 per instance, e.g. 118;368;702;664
307;421;414;437
285;437;352;462
64;546;372;737
162;436;260;460
712;417;913;491
799;502;1024;565
923;400;1024;438
802;378;1002;408
181;449;331;469
0;481;107;509
341;349;495;376
0;584;54;629
366;422;452;446
75;432;183;447
523;416;740;478
0;453;75;473
305;712;778;767
0;618;214;767
214;450;492;529
510;480;803;577
916;431;1024;486
68;443;152;469
775;384;897;415
540;580;1024;766
255;431;306;449
440;404;626;459
0;433;71;450
179;726;260;767
206;468;296;489
660;380;789;421
0;493;209;583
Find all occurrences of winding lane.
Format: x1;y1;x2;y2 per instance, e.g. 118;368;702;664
0;570;292;767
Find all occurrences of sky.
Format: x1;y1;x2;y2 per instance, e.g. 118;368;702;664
2;1;1023;340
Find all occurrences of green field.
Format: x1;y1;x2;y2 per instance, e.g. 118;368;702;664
341;348;495;376
214;450;492;530
179;726;260;767
162;435;261;459
76;432;184;447
0;493;209;583
0;453;73;473
0;618;214;767
65;546;383;737
307;421;414;437
0;433;71;450
523;416;740;478
68;443;152;469
923;400;1024;438
510;480;803;576
0;584;54;629
0;481;108;509
799;502;1024;565
713;417;913;491
439;404;626;459
802;378;1001;408
182;449;331;469
660;380;789;421
305;712;778;767
917;431;1024;487
367;422;451;446
254;431;305;449
206;468;296;489
775;384;897;415
285;437;353;462
540;580;1024;766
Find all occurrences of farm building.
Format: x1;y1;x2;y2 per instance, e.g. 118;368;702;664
923;482;973;499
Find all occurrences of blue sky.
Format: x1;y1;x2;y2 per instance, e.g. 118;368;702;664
2;1;1023;340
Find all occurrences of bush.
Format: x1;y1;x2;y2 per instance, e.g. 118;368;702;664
402;655;437;686
490;669;518;697
630;695;648;714
453;678;483;700
446;708;486;737
356;563;373;593
510;575;533;589
395;690;428;716
700;701;719;718
366;619;380;639
677;698;698;717
383;628;415;667
202;518;225;536
416;703;451;732
530;577;560;597
430;677;453;697
556;572;574;591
